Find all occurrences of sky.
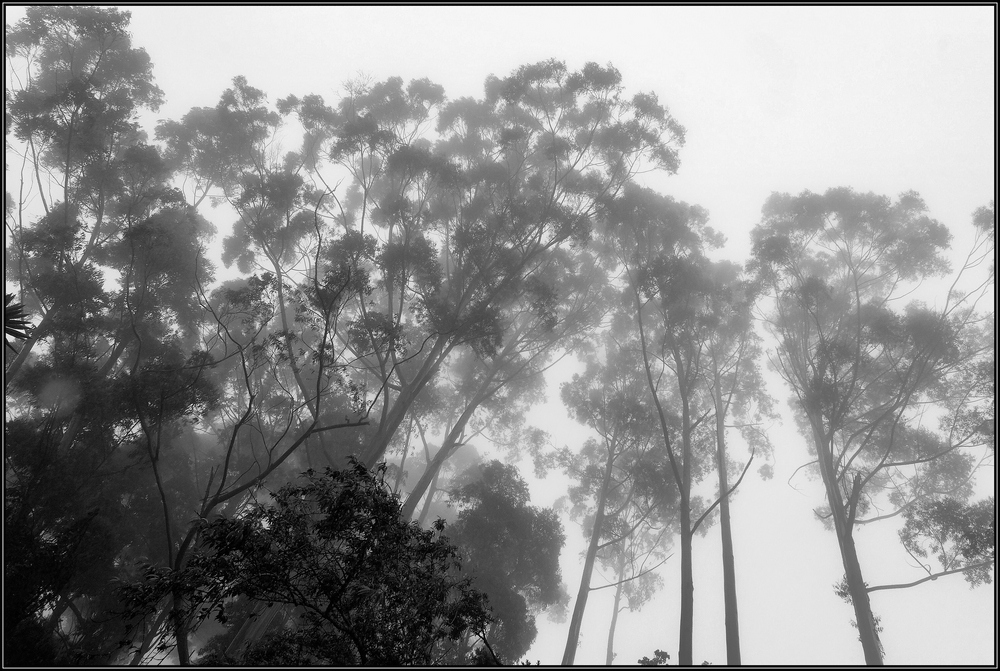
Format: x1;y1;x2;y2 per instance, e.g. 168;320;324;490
5;5;996;666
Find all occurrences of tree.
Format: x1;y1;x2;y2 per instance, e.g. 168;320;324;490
443;460;568;663
121;459;496;666
638;649;671;665
597;184;756;665
555;333;678;665
5;17;369;661
751;189;995;664
4;10;227;662
5;6;165;386
599;484;673;666
399;247;609;521
276;59;686;471
699;259;775;665
877;496;995;592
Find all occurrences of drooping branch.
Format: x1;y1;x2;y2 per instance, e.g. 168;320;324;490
589;553;674;593
866;560;995;593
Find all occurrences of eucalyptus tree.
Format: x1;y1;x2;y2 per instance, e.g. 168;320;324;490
279;60;686;470
4;46;366;665
5;6;165;386
698;259;775;664
599;482;674;666
750;189;995;664
555;334;679;665
399;246;610;520
597;184;759;665
3;9;231;663
158;76;343;433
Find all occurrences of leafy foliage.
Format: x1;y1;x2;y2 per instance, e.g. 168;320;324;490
4;293;32;351
4;7;993;667
900;497;995;587
121;459;494;666
445;461;568;662
638;649;671;665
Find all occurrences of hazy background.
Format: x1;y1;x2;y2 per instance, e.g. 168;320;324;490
5;5;994;665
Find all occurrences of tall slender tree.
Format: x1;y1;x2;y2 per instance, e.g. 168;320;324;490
751;189;994;664
556;333;678;665
597;184;757;665
699;259;775;665
5;6;165;386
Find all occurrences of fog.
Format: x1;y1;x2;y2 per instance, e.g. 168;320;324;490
4;6;994;666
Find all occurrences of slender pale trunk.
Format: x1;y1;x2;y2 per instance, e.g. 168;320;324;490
401;428;463;519
714;371;741;665
678;498;693;665
677;388;694;666
400;407;474;519
630;281;688;667
605;553;627;665
813;425;882;665
562;450;615;665
392;417;414;494
416;467;441;527
271;255;318;420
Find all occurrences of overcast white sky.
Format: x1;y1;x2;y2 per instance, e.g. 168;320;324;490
5;5;995;665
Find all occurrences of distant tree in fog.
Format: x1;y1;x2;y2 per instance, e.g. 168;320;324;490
442;460;568;663
751;189;995;664
554;332;679;665
596;184;759;665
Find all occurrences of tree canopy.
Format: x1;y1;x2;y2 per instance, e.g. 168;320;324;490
4;7;993;667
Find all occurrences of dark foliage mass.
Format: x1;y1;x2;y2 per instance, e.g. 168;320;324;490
121;459;494;666
444;461;568;662
4;5;994;667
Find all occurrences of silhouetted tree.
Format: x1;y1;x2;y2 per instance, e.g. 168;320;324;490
122;460;495;666
444;461;568;663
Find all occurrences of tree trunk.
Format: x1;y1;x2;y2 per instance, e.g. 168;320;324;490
632;286;691;668
814;426;883;665
677;392;694;667
360;337;450;466
129;605;170;665
399;334;513;518
715;391;742;665
392;417;414;494
172;588;190;666
678;504;693;666
416;467;441;527
400;408;475;519
562;450;615;665
605;554;626;665
839;527;883;664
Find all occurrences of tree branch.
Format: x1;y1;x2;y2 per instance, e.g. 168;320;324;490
589;553;673;592
692;449;755;535
866;560;995;593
